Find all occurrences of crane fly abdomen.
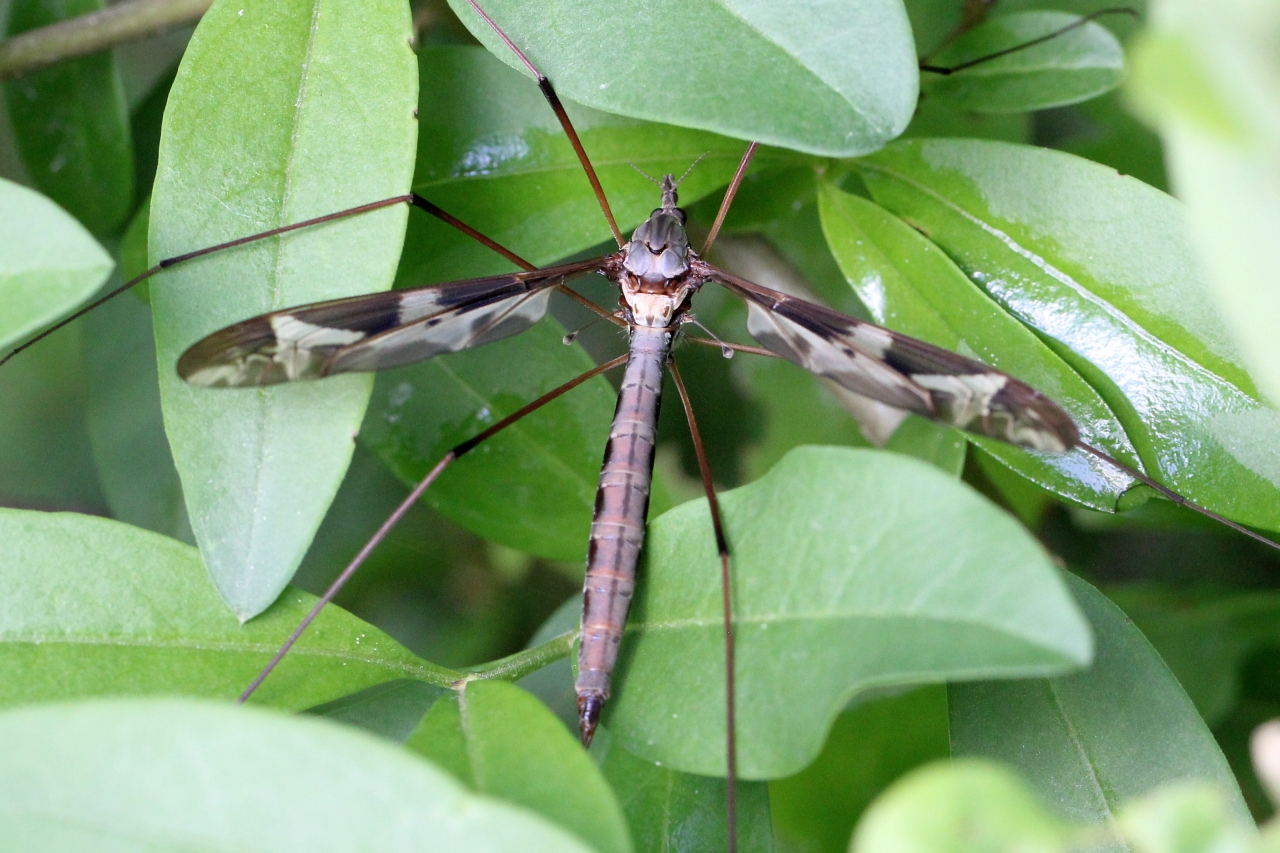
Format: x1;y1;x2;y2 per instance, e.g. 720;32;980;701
577;324;672;746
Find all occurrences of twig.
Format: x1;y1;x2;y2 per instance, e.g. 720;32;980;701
456;630;575;685
0;0;211;80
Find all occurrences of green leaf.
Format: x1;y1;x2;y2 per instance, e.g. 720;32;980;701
1116;785;1255;853
2;0;134;235
1045;91;1168;192
817;179;1138;511
0;178;113;352
852;760;1072;853
407;681;633;853
598;730;776;853
0;509;455;712
949;573;1250;825
401;46;787;287
1127;10;1280;408
856;138;1280;534
367;44;797;559
308;679;448;743
149;0;418;619
82;278;192;542
770;686;951;853
0;698;595;851
0;324;107;512
361;322;615;562
922;12;1126;113
1109;586;1280;728
607;446;1092;778
447;0;918;158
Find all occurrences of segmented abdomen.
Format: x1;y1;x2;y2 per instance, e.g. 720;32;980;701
576;324;672;744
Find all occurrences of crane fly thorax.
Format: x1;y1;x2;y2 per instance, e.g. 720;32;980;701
617;174;697;328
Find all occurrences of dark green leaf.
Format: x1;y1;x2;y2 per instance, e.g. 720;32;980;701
83;276;192;542
361;321;615;562
923;12;1125;113
0;178;113;351
599;730;775;853
856;138;1280;534
882;416;967;475
1039;91;1168;192
949;573;1250;825
770;686;951;853
407;680;633;853
149;0;419;619
817;179;1138;511
0;509;455;711
1109;586;1280;728
2;0;134;234
902;97;1031;143
308;679;447;742
607;446;1091;778
447;0;918;157
0;698;595;851
0;324;107;513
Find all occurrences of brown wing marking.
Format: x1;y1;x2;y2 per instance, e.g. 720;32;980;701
707;266;1078;452
179;258;607;387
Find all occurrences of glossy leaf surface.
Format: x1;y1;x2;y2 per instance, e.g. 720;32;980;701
0;698;594;851
2;0;134;234
0;510;453;712
149;0;418;618
0;178;113;351
447;0;918;157
407;681;633;853
949;574;1249;825
856;138;1280;534
818;181;1137;510
923;12;1126;113
607;446;1092;778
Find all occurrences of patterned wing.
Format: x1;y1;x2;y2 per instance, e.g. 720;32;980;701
179;258;607;387
707;267;1078;452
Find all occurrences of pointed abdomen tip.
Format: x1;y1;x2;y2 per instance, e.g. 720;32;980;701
578;693;604;747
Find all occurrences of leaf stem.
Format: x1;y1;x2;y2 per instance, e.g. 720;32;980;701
0;0;211;80
455;630;575;686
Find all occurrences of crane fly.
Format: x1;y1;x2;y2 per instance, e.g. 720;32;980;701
155;4;1130;844
4;2;1277;850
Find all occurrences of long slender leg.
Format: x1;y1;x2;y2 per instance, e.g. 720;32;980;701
1;188;615;368
461;0;624;248
701;143;759;257
411;194;623;325
1078;442;1280;552
684;336;779;359
667;358;738;853
1;194;417;368
238;351;630;703
918;8;1139;75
